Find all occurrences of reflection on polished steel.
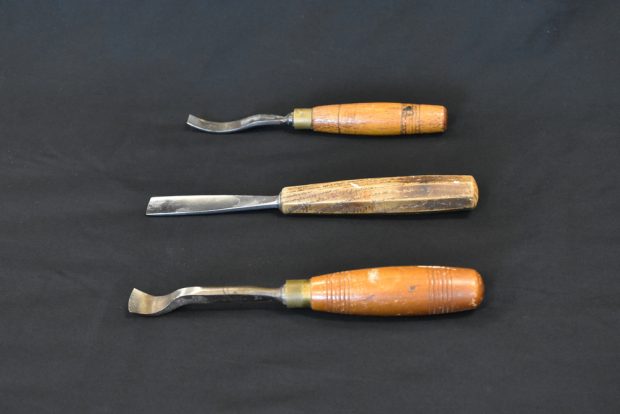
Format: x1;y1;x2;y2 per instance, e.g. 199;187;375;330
128;286;282;316
146;195;280;216
187;113;293;133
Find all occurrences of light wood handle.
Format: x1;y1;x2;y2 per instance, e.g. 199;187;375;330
309;266;484;316
279;175;478;215
293;103;447;135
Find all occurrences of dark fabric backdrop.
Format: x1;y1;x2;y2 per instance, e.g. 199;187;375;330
1;1;618;412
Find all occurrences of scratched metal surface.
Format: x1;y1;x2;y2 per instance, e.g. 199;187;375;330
0;1;618;413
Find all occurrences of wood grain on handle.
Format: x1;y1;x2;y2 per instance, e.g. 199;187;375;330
310;266;484;316
305;103;447;135
279;175;478;215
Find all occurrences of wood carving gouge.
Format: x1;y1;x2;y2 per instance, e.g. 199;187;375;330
187;102;447;135
128;266;484;317
146;175;478;216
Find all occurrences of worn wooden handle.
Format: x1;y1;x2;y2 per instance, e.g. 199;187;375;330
279;175;478;215
292;103;447;135
309;266;484;316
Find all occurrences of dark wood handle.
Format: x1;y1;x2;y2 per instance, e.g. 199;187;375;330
309;266;484;316
279;175;478;215
293;103;447;135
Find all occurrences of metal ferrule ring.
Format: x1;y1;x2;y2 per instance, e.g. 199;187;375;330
292;108;313;129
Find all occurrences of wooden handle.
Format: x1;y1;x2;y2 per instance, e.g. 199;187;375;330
309;266;484;316
279;175;478;215
293;103;447;135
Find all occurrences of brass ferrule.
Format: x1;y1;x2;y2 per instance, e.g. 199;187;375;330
292;108;312;129
282;279;311;308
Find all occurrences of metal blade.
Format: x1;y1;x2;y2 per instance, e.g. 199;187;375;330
146;195;280;216
128;286;282;316
187;113;292;133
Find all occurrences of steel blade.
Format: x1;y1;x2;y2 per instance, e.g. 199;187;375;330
128;286;282;316
146;195;279;216
187;113;291;133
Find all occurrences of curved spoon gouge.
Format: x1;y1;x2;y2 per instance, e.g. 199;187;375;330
146;175;478;216
187;102;447;135
128;266;484;317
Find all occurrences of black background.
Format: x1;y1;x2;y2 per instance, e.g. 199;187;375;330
2;1;619;412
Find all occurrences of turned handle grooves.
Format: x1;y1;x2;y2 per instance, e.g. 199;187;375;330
428;266;454;314
324;271;352;313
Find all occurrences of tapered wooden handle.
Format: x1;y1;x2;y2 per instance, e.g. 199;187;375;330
309;266;484;316
279;175;478;215
292;103;447;135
